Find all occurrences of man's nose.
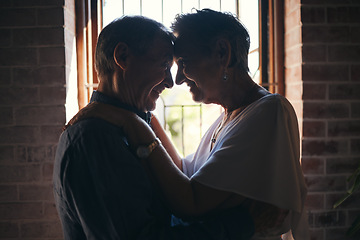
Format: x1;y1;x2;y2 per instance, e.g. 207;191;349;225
175;66;185;85
164;68;174;89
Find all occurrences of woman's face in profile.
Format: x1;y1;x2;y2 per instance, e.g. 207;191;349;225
174;36;224;104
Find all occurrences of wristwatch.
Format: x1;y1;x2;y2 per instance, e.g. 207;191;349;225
136;138;160;159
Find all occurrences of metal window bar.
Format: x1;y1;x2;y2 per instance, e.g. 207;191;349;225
163;104;203;156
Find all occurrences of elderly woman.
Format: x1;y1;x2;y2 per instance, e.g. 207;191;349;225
71;9;309;240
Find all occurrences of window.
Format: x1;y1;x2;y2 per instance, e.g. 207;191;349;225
74;0;284;156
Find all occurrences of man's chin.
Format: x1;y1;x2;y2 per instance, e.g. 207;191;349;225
145;100;157;112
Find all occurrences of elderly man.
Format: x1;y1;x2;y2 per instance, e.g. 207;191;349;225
53;16;253;239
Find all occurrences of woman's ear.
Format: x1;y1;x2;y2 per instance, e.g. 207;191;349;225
114;42;129;70
216;38;231;68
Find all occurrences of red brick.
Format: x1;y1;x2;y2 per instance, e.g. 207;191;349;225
13;0;64;7
303;102;349;119
285;6;301;31
302;139;348;156
0;164;41;183
351;26;360;44
328;120;360;137
302;65;349;82
285;82;302;101
35;66;66;85
329;83;360;100
21;220;63;238
0;107;13;125
284;27;301;49
13;66;66;86
38;47;65;66
19;184;54;201
303;45;327;63
351;102;360;117
303;121;326;137
302;157;325;174
308;228;324;240
0;126;39;144
326;157;359;174
351;65;360;82
39;86;66;105
302;26;350;44
303;83;326;100
306;176;347;192
0;29;11;47
0;222;19;238
40;126;63;144
0;185;18;201
0;202;43;219
305;193;325;210
0;48;38;67
348;210;360;225
351;139;360;154
301;7;326;23
13;27;64;47
37;7;64;26
17;145;54;163
0;8;36;27
302;0;354;4
328;45;360;62
44;202;59;219
0;68;11;86
327;6;360;23
14;146;27;163
285;46;302;66
0;146;14;163
43;162;54;181
284;65;301;84
312;210;346;227
326;227;360;240
326;192;360;209
0;87;39;105
15;106;66;125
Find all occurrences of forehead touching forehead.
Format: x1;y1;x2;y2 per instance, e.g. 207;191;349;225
146;32;174;61
174;34;211;59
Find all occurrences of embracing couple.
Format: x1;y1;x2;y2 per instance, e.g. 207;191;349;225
53;9;309;240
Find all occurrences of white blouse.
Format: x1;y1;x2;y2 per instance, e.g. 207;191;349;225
182;94;309;240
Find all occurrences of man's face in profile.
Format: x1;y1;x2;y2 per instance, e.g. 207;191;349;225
126;33;174;111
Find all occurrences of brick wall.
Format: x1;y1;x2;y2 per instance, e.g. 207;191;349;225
0;0;72;239
285;0;360;239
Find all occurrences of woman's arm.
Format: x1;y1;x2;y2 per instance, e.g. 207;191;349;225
150;114;182;170
122;111;246;217
66;102;238;216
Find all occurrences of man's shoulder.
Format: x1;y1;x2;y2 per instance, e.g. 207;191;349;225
60;118;126;147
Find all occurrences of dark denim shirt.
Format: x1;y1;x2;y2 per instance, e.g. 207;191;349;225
53;91;254;240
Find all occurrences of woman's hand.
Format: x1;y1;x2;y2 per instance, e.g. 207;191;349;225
65;102;156;145
150;115;182;170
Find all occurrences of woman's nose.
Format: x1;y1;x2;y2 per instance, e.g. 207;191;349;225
175;66;186;85
164;68;174;89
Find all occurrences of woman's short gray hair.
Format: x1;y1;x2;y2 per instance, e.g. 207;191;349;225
171;9;250;72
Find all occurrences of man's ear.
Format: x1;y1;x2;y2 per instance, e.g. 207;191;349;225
216;38;231;68
114;42;129;70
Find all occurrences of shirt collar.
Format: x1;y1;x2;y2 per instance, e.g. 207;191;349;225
89;91;152;124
